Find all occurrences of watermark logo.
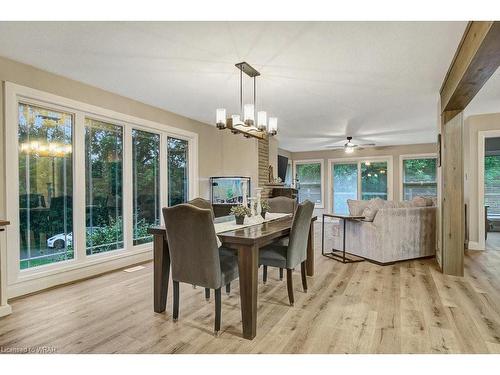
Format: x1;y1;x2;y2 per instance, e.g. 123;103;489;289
0;345;57;354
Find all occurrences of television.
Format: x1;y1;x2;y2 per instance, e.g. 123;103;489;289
210;176;251;205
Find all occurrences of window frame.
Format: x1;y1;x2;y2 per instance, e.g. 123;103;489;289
327;156;394;214
292;159;325;208
4;82;198;297
399;153;437;202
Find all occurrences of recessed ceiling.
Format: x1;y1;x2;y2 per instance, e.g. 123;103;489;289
0;21;467;151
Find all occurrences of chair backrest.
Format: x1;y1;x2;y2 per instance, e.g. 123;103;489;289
267;196;297;214
286;200;315;268
187;197;215;219
162;204;222;289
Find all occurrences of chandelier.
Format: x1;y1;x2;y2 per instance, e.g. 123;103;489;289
216;62;277;139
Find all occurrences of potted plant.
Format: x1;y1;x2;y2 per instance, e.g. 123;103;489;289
230;205;251;225
260;200;270;219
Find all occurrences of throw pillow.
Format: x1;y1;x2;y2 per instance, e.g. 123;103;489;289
347;199;370;216
361;198;385;221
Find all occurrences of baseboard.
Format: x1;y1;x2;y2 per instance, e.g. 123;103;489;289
0;304;12;318
467;241;484;250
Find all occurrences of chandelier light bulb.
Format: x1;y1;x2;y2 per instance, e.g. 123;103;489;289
243;104;255;126
216;108;226;129
268;117;278;136
257;111;267;131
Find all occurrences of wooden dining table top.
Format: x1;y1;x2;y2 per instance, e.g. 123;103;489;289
148;215;317;246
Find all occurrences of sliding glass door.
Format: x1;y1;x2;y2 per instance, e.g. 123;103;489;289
85;118;124;255
18;103;74;269
331;159;390;214
332;163;358;214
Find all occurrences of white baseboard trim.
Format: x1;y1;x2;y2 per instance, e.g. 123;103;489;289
467;241;484;251
0;304;12;318
7;250;153;299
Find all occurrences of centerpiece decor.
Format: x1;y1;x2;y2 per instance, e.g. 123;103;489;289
260;199;270;219
230;205;251;225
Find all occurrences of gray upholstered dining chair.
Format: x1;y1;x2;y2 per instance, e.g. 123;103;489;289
188;197;215;219
259;200;314;306
163;204;239;335
264;196;298;283
267;196;297;214
187;197;232;297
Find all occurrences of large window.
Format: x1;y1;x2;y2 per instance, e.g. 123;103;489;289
361;161;388;200
330;158;392;214
167;137;189;206
7;83;197;294
401;157;437;200
295;161;323;206
18;103;73;269
132;129;160;245
85;118;124;255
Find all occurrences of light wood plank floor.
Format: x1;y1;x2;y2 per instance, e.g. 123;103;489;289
2;223;500;354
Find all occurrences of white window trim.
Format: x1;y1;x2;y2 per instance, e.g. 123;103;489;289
292;159;325;208
399;153;437;201
327;156;394;214
4;82;199;297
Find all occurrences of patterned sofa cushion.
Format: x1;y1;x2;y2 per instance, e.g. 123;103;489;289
347;199;370;216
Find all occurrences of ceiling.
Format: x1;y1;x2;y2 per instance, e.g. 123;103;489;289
0;21;468;152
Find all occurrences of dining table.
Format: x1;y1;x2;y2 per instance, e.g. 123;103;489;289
148;213;317;340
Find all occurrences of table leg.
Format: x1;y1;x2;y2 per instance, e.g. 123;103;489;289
153;234;170;313
237;244;258;340
306;220;315;276
342;218;346;263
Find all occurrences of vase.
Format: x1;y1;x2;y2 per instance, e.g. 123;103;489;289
235;215;245;225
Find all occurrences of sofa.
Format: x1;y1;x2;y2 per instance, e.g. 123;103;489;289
330;197;437;264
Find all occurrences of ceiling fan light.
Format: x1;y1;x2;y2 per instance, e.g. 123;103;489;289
345;146;354;154
216;108;226;129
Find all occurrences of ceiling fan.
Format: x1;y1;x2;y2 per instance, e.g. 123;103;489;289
326;136;376;153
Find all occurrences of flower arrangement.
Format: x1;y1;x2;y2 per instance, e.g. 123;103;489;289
260;199;270;219
230;205;251;224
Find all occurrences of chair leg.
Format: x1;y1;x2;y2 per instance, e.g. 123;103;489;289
263;265;268;284
286;269;294;306
214;288;221;336
225;283;231;295
301;261;308;292
205;288;210;301
279;268;284;280
173;281;180;321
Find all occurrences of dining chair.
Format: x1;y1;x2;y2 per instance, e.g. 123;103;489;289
259;200;314;306
187;197;232;296
163;204;239;335
265;196;298;282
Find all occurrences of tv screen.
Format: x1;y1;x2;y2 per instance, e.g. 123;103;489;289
277;155;288;182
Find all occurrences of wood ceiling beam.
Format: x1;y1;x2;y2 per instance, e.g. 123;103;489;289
440;21;500;114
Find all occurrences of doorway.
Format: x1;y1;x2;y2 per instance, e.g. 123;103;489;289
479;133;500;250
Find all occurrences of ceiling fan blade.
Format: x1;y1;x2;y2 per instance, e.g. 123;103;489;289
360;143;376;147
325;145;345;149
